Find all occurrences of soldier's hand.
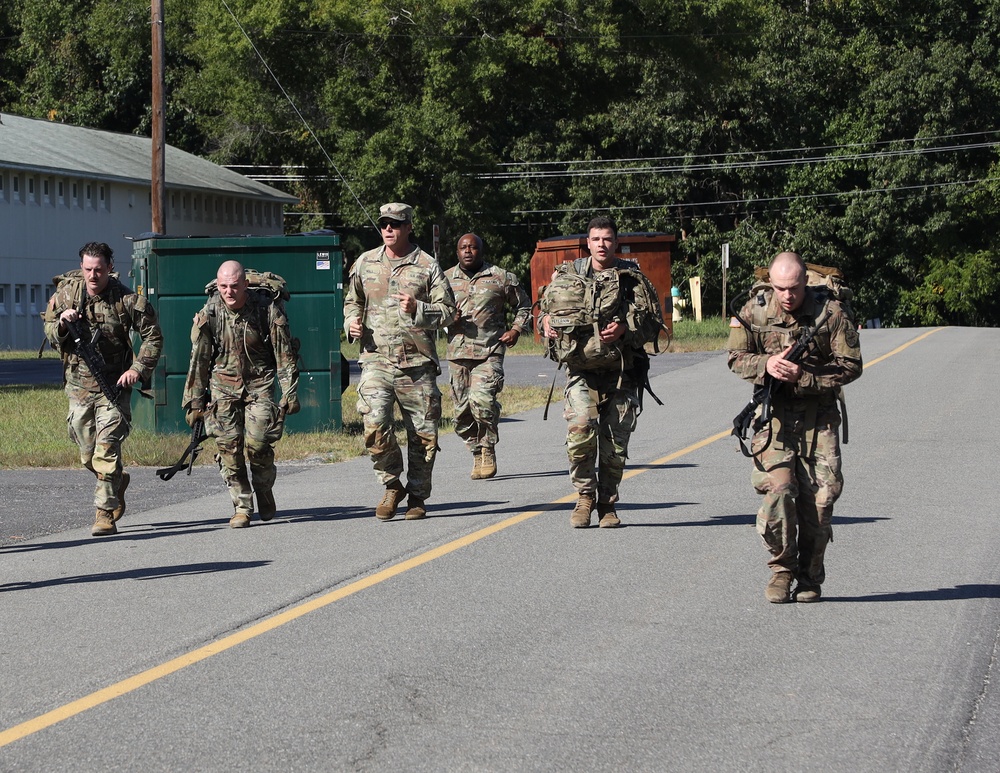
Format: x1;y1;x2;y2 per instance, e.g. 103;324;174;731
117;369;140;388
599;321;626;343
59;309;80;328
541;314;557;339
346;318;363;340
185;407;205;428
392;292;417;315
765;346;802;383
281;396;301;416
499;329;520;347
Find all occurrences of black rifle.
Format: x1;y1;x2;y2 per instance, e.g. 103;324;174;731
65;318;122;406
156;416;209;481
732;305;831;457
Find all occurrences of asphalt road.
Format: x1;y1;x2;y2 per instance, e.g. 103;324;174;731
1;328;998;772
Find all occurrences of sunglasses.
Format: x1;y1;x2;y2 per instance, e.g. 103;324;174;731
378;219;409;230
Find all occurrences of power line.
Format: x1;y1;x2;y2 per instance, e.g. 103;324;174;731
508;177;999;216
494;130;1000;166
480;141;1000;180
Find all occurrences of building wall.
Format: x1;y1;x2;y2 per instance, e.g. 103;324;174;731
0;167;285;350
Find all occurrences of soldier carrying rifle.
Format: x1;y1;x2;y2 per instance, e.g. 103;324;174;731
728;251;862;604
43;241;163;537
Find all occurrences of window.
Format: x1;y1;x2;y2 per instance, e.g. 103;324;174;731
0;285;6;316
85;183;92;206
29;286;38;313
99;184;108;211
72;182;78;205
13;175;20;201
58;180;65;204
14;285;24;315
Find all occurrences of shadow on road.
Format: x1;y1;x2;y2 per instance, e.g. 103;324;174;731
0;560;271;592
827;584;1000;603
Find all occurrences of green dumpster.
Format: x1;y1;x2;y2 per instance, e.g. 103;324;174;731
130;234;343;434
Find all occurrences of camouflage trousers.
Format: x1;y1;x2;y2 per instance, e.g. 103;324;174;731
563;370;639;504
67;388;131;511
357;361;441;499
750;405;843;587
449;355;504;452
206;392;284;515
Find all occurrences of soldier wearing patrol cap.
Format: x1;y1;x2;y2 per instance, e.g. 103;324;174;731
344;202;457;521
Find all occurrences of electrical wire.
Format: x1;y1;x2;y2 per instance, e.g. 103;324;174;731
219;0;376;228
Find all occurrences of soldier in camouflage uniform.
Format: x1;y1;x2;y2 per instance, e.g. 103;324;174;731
344;202;457;521
43;242;163;537
445;233;531;479
728;251;862;603
539;216;655;529
182;260;299;529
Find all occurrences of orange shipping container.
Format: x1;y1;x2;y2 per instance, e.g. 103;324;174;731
529;232;675;340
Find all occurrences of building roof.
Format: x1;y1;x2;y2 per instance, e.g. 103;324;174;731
0;113;297;204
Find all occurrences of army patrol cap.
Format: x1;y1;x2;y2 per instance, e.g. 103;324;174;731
379;202;413;223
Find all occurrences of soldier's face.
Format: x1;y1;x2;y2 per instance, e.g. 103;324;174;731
588;228;617;266
771;263;807;313
379;219;412;253
80;254;111;297
217;271;249;311
456;235;483;271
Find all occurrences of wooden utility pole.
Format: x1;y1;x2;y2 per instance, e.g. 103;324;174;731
151;0;166;234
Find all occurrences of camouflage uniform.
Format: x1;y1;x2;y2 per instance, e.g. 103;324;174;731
343;244;457;499
558;258;649;505
728;286;862;591
445;261;531;453
43;273;162;513
182;291;298;517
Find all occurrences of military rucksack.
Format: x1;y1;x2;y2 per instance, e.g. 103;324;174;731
540;258;669;370
539;259;625;370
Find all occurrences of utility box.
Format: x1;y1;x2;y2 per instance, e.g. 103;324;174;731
130;234;343;434
529;232;676;339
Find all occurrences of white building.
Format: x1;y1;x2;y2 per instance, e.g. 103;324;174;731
0;113;298;350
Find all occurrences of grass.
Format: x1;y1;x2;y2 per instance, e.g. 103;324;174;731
0;319;724;469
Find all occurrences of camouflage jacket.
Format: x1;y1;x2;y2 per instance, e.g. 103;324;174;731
182;291;298;409
343;244;457;370
727;286;863;405
444;261;532;360
43;272;162;397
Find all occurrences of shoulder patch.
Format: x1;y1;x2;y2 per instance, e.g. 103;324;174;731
729;316;743;328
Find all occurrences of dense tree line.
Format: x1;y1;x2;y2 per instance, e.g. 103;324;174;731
3;0;999;325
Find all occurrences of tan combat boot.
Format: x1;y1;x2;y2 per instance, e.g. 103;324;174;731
470;450;484;480
795;584;822;603
765;572;793;603
479;447;497;479
92;508;117;537
597;502;621;529
230;511;251;529
571;494;595;528
375;481;407;521
404;495;427;520
257;488;277;522
112;471;130;522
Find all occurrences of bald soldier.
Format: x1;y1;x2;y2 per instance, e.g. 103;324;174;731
728;251;862;603
444;233;531;478
182;260;299;528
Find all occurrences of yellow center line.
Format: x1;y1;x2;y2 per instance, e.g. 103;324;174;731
0;326;942;749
